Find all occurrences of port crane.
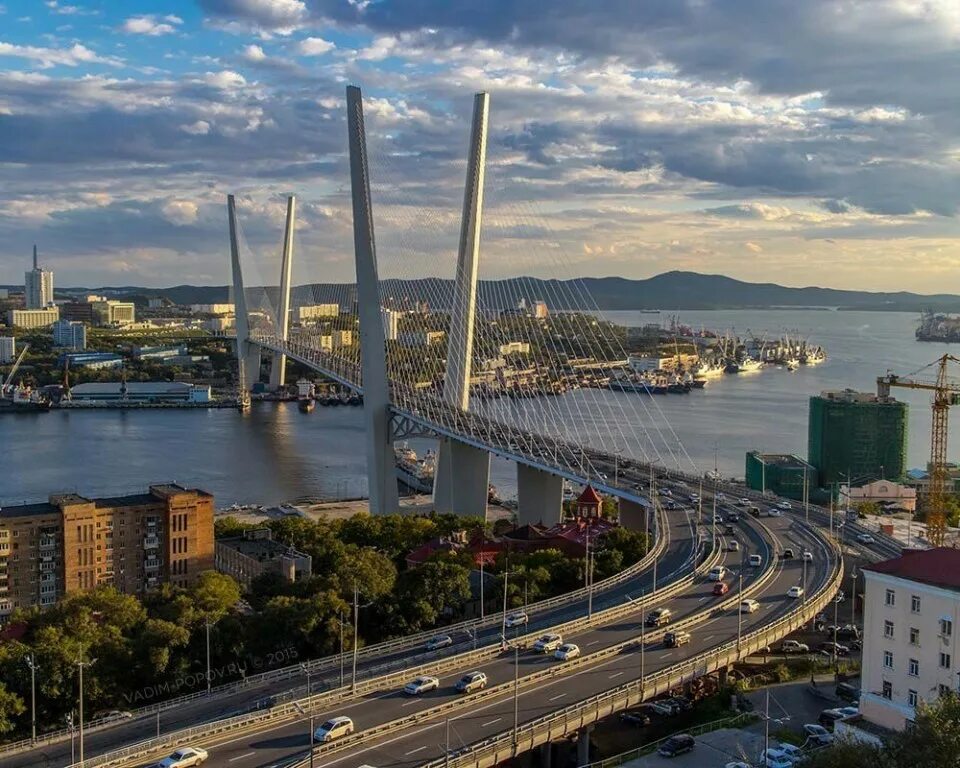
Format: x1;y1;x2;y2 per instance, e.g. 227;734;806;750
878;354;960;547
1;343;29;395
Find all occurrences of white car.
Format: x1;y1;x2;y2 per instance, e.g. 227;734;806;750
802;551;814;562
403;675;440;695
778;500;792;510
713;513;724;523
314;716;354;742
749;554;763;568
738;498;750;506
425;634;453;651
776;743;803;762
767;508;782;517
759;747;794;768
857;533;876;544
803;723;834;745
554;643;580;661
505;612;528;628
158;747;209;767
533;633;563;653
728;540;740;552
781;640;810;654
708;565;727;582
787;585;805;599
93;710;132;723
740;598;760;614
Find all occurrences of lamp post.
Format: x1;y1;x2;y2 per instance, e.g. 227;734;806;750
512;645;520;751
25;654;38;743
300;662;312;696
851;568;858;627
65;713;75;764
737;572;743;653
639;590;646;693
352;582;360;692
501;569;510;643
205;619;212;695
75;656;96;765
803;467;810;525
479;557;485;620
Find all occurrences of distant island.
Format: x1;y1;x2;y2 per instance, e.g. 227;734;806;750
9;270;960;313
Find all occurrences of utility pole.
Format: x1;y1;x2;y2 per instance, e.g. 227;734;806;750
338;611;345;688
445;717;451;768
764;688;771;760
205;619;212;694
851;568;857;626
309;713;316;768
698;478;703;527
479;558;485;620
512;645;520;750
640;590;645;692
803;467;810;524
25;654;38;743
737;572;743;652
501;569;509;643
352;582;360;692
711;493;717;548
75;656;95;765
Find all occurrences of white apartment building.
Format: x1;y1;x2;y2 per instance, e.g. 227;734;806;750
860;548;960;731
382;307;401;341
24;246;54;309
0;336;14;364
52;320;87;350
8;307;59;329
92;300;135;327
190;303;235;316
297;304;340;322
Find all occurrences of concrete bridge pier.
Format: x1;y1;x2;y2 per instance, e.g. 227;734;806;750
433;438;490;518
516;463;563;526
539;741;553;768
619;497;651;533
576;726;593;767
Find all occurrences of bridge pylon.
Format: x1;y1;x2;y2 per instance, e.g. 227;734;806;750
434;92;492;518
268;195;296;390
346;85;400;515
227;194;261;398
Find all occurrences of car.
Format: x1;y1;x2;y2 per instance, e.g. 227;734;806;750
857;533;876;544
759;747;795;768
727;511;740;522
802;551;814;562
664;630;691;648
777;743;803;762
404;675;440;695
749;554;763;567
725;523;736;535
725;763;752;768
780;640;809;654
740;599;760;613
619;708;652;727
690;494;701;503
836;682;860;702
713;581;730;596
533;633;563;653
728;540;740;552
778;500;792;510
657;733;695;757
818;641;850;657
645;607;673;627
836;705;859;717
818;708;850;730
649;699;679;716
713;513;724;523
158;748;209;768
708;565;728;581
716;492;726;501
665;500;678;510
425;635;453;651
768;508;782;517
554;643;580;661
787;585;804;598
748;505;762;517
738;498;750;506
313;716;354;743
93;710;132;722
504;611;528;628
782;548;794;559
803;723;834;745
455;671;488;693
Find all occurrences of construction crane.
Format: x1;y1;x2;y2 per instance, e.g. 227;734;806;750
878;354;960;547
1;343;29;395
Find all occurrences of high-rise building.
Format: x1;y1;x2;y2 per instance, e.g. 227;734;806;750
61;302;96;323
24;245;54;309
807;389;908;489
745;452;816;500
532;300;548;319
0;484;214;620
8;307;59;329
52;320;87;350
382;307;401;341
0;337;14;364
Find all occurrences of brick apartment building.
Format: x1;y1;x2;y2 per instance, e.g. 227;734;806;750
0;484;214;620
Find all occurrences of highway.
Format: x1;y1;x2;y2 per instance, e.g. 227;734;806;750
160;503;824;768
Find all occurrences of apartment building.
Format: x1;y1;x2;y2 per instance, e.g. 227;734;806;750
860;548;960;730
0;484;214;620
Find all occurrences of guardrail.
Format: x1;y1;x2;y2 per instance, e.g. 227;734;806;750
67;508;699;768
4;504;672;760
417;531;844;768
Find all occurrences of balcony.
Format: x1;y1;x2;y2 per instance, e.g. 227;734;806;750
39;572;55;583
39;561;57;572
38;537;57;550
143;558;161;571
143;535;160;549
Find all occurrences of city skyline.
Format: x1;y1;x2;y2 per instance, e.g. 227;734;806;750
0;1;958;292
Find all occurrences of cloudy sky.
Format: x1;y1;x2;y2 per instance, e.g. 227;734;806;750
0;0;958;291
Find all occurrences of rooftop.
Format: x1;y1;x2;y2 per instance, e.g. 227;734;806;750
577;485;603;505
750;452;814;470
0;502;59;519
864;547;960;592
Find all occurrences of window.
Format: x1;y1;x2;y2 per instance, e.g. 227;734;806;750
884;651;894;669
909;658;919;676
908;689;918;708
883;681;893;699
940;684;951;698
941;618;953;638
910;627;920;645
885;620;895;638
886;589;896;606
940;652;952;670
912;595;922;613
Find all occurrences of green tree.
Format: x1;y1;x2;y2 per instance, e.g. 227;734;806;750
602;527;649;566
214;516;259;539
799;740;889;768
0;684;25;735
190;572;241;622
888;691;960;768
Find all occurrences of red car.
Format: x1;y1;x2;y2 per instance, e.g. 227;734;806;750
712;582;730;596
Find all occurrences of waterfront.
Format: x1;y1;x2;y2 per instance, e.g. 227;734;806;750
1;309;955;506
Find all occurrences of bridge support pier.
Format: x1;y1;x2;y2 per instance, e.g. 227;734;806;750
434;438;490;518
268;195;296;391
516;464;563;526
347;85;399;515
539;741;552;768
619;498;651;533
576;726;592;767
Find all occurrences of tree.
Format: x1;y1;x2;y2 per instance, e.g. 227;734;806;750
190;572;241;622
888;691;960;768
0;684;25;735
214;516;259;539
389;557;471;632
791;739;888;768
602;527;649;566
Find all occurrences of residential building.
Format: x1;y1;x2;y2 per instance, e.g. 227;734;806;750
399;330;445;347
382;308;401;341
332;329;353;347
52;320;87;350
190;303;235;316
69;381;211;403
8;307;59;329
0;484;214;619
745;452;816;500
532;300;548;319
24;246;53;309
904;466;960;496
808;389;908;489
0;337;14;364
202;316;234;334
841;480;917;514
60;301;95;324
297;304;340;322
499;341;531;356
135;345;186;361
92;300;136;327
59;352;123;370
215;528;312;589
860;548;960;731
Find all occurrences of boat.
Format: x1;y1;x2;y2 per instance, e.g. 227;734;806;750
801;346;826;365
693;359;725;379
395;444;435;493
667;377;691;394
0;388;50;413
298;397;315;413
785;358;800;371
737;356;764;373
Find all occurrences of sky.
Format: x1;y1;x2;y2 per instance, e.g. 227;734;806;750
0;0;959;292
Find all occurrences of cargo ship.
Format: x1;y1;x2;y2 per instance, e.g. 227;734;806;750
395;444;435;493
0;387;50;414
916;310;960;342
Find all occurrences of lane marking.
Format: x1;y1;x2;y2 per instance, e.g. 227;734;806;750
401;700;420;707
609;671;625;679
405;745;428;756
586;640;599;647
229;752;256;762
549;693;567;701
481;718;502;727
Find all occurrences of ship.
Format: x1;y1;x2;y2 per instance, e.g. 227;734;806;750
0;388;50;413
800;346;826;365
785;358;800;371
916;310;960;342
298;397;315;413
395;444;435;493
730;356;763;374
693;359;725;378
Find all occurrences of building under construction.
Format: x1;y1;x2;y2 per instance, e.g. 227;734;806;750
807;389;908;489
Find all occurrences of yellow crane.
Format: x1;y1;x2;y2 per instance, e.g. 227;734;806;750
878;354;960;547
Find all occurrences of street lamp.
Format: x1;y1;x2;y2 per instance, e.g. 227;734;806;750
300;662;312;696
205;619;213;695
24;654;38;743
65;713;75;764
737;572;743;653
512;645;520;751
75;656;96;764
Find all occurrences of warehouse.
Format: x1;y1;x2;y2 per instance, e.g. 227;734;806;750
69;382;211;404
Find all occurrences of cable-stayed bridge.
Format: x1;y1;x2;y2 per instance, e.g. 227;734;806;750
229;86;696;526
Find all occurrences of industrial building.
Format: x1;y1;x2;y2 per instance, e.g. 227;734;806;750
69;381;212;403
51;320;87;350
215;528;312;589
8;307;59;329
24;246;53;309
807;389;908;489
190;303;235;316
0;484;215;620
59;351;123;370
744;452;816;500
0;337;14;364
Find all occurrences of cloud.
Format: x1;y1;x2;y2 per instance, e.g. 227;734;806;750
0;41;123;68
201;70;247;89
297;36;335;56
198;0;306;30
180;120;211;135
161;200;199;225
241;44;267;62
122;15;182;36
